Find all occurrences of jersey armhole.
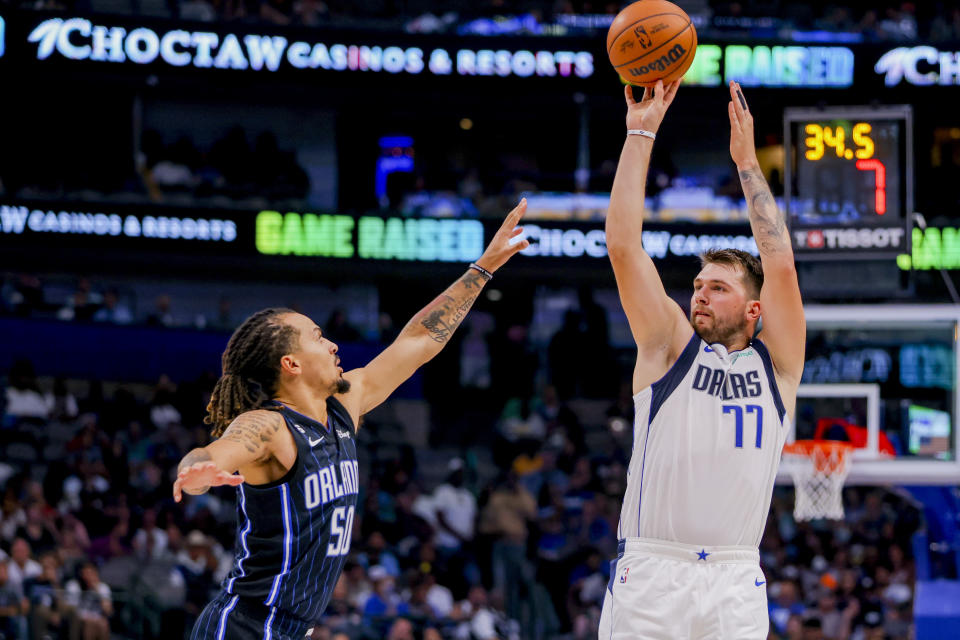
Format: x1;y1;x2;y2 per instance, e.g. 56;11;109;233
326;396;357;435
647;332;701;423
752;338;787;423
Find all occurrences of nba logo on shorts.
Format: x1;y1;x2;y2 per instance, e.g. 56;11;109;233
619;567;630;584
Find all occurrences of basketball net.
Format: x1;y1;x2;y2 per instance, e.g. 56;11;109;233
780;441;854;520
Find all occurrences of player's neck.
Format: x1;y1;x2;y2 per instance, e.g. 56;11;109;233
273;387;329;426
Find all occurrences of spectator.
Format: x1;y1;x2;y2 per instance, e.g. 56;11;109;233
148;375;182;430
146;295;175;327
0;559;28;640
65;563;112;640
43;377;79;421
14;503;59;556
362;565;408;619
176;530;219;631
430;458;477;555
92;289;133;325
24;552;67;640
7;538;42;592
132;507;168;561
478;472;536;624
4;359;48;423
386;617;414;640
770;580;806;634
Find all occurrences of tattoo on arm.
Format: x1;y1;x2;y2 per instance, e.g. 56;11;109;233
417;270;486;344
177;448;211;473
220;412;283;459
739;168;790;256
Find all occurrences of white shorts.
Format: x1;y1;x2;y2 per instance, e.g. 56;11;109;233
598;538;769;640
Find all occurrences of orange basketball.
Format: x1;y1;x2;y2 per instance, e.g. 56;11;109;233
606;0;697;87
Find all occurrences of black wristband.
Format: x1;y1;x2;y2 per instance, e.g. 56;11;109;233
468;263;493;280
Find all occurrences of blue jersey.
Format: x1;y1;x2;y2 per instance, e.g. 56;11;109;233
223;397;359;624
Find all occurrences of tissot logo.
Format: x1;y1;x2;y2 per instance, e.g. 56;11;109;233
793;228;905;250
875;46;960;86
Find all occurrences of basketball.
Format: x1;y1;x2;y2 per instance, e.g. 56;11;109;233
606;0;698;87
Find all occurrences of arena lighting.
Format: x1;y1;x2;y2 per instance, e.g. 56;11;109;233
683;44;854;87
519;224;758;259
0;16;5;58
897;227;960;271
875;46;960;86
0;204;237;241
25;17;594;78
254;211;485;262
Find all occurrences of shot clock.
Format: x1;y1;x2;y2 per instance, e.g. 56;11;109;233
784;106;913;260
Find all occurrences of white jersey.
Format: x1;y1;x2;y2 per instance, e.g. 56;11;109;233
617;333;789;548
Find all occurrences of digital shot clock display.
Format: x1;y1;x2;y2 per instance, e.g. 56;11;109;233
784;106;912;260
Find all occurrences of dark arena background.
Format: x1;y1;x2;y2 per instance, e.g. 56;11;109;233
2;0;960;638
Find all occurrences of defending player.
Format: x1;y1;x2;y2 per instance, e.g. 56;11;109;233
598;80;805;639
173;203;530;640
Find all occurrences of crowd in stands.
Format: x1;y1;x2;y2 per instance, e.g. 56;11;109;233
0;297;925;639
5;0;960;43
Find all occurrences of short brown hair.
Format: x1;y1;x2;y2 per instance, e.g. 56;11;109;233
699;249;764;299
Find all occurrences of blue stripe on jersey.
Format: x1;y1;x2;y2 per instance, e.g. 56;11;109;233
265;484;293;606
216;595;239;640
263;606;276;640
227;486;252;593
752;338;786;422
648;332;700;423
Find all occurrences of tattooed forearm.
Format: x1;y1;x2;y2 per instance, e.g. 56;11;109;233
220;412;283;457
738;168;790;256
178;448;211;473
413;270;486;344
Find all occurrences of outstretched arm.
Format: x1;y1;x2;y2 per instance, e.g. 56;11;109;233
173;409;285;501
607;81;688;358
337;202;530;423
728;81;805;382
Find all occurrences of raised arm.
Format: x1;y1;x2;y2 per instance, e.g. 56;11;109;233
607;81;688;354
336;202;530;423
728;81;805;382
173;409;285;501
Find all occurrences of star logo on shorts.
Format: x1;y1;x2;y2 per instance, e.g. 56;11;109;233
696;549;710;561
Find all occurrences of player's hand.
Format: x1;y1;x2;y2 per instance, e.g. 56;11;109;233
624;79;680;134
728;81;759;170
474;199;531;273
173;461;244;502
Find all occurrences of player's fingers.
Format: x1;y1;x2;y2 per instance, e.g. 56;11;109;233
220;473;244;486
624;84;637;106
509;238;531;254
173;478;183;502
509;226;524;238
664;79;681;104
654;79;664;103
728;101;741;132
508;198;527;223
735;81;750;113
730;82;747;125
640;84;651;102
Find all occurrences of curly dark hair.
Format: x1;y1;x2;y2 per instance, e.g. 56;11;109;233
204;308;300;437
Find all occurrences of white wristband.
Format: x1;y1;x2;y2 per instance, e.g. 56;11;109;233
627;129;656;140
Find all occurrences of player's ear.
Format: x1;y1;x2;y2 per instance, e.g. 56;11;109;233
746;300;761;322
280;354;300;376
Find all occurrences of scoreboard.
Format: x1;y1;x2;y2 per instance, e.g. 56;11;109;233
784;105;913;261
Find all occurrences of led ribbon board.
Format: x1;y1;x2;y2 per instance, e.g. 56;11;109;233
784;105;913;260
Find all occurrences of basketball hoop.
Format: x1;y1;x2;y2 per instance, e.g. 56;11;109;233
781;441;854;520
